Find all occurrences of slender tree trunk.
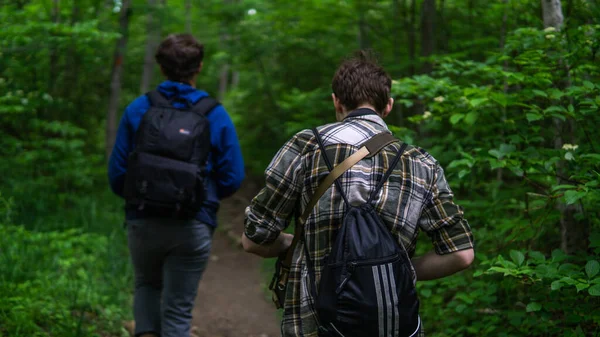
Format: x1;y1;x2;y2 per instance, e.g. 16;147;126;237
407;0;417;76
106;0;131;160
392;0;401;66
357;3;370;50
420;0;436;74
542;0;588;254
66;2;81;116
185;0;192;33
140;0;159;94
437;0;447;53
231;70;240;88
49;0;60;95
497;0;510;183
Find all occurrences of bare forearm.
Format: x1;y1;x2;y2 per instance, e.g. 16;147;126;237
411;249;475;281
242;232;293;258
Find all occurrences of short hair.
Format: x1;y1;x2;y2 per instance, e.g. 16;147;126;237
155;34;204;83
331;50;392;113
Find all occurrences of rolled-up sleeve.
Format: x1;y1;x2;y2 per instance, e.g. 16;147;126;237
418;165;474;255
244;133;306;245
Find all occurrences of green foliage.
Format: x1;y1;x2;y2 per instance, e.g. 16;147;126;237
0;194;131;337
395;24;600;337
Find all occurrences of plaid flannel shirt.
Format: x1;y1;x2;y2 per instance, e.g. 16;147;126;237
244;109;474;337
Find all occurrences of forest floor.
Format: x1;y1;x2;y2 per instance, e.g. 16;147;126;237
190;178;281;337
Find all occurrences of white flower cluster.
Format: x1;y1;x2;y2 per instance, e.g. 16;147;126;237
423;111;432;119
434;96;445;103
562;143;579;151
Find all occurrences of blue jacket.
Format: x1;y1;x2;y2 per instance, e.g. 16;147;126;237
108;80;245;227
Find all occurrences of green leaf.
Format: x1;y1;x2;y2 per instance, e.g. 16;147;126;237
544;105;567;114
458;169;470;179
565;152;574;161
488;149;503;159
450;113;464;125
510;250;525;266
532;89;548;98
420;288;432;297
528;251;546;262
526;112;543;122
509;166;524;177
583;81;595;89
526;302;542;312
576;283;590;292
585;260;599;278
552;249;568;262
581;154;600;161
499;143;516;155
551;184;577;192
588;284;600;296
464;111;478;125
469;97;488;108
490;92;508;107
564;190;586;205
551;280;563;290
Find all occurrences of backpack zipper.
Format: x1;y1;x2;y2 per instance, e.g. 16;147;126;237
330;253;400;268
334;254;402;294
335;262;357;294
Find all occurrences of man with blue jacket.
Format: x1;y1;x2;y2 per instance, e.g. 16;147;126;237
108;34;245;337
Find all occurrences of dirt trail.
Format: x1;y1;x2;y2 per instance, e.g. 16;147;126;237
191;180;281;337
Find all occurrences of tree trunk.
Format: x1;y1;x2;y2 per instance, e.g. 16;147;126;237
407;0;417;76
140;0;159;94
542;0;564;29
420;0;436;74
437;0;447;53
185;0;192;33
106;0;131;160
541;0;588;254
357;4;370;50
49;0;60;95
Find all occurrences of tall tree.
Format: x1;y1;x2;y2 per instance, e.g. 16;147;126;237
542;0;588;254
49;0;60;94
542;0;564;28
140;0;160;94
406;0;417;75
106;0;131;160
185;0;192;33
420;0;436;73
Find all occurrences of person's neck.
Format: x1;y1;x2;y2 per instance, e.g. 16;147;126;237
337;104;378;121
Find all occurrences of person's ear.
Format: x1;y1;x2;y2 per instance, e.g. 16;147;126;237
381;97;394;118
198;62;203;73
332;94;343;113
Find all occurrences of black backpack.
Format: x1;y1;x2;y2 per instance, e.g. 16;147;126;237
308;129;421;337
123;90;218;216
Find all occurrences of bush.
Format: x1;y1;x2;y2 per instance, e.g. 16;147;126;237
0;197;132;337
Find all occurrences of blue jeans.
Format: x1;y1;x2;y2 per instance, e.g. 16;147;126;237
127;218;213;337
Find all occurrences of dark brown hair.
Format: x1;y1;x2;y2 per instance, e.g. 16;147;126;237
331;50;392;113
155;34;204;83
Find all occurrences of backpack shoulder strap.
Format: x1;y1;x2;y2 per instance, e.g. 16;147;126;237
146;90;171;108
366;142;409;204
275;130;396;302
190;96;220;116
285;130;398;261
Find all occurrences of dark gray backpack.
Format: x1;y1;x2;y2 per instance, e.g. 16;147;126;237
308;128;421;337
123;90;218;217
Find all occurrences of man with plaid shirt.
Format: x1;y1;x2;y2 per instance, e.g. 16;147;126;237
242;52;475;336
